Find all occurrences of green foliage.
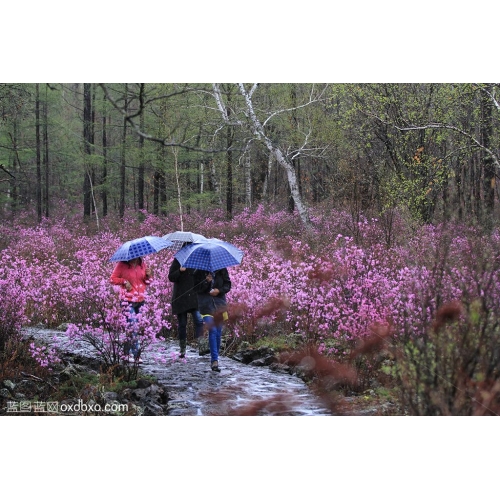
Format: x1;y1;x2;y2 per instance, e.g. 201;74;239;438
56;369;156;401
57;371;101;399
253;333;304;352
380;149;452;223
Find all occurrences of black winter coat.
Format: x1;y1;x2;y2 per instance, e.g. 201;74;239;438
168;258;199;315
193;268;231;316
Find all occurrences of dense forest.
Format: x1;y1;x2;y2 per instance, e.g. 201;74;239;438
1;83;499;230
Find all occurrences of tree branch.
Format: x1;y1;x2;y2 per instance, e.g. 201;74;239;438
474;83;500;112
396;123;500;171
0;164;15;179
99;83;224;154
262;84;330;128
365;111;500;172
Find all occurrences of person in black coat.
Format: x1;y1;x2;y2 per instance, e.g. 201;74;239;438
168;256;204;358
193;267;231;372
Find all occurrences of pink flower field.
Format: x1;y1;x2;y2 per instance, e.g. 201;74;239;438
1;202;500;371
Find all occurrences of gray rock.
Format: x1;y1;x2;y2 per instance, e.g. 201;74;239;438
249;358;267;367
143;402;165;416
103;392;119;402
136;378;151;389
131;388;149;400
59;363;81;382
17;380;39;394
269;363;293;374
3;380;15;393
232;347;276;365
0;388;12;398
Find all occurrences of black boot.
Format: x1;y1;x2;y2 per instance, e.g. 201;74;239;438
211;360;221;372
179;339;187;358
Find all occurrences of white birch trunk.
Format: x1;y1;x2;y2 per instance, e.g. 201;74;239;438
237;84;311;228
173;146;183;231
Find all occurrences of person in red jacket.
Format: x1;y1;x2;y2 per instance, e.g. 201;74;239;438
110;257;152;363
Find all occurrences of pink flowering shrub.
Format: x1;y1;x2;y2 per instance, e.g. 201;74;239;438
1;203;500;385
29;341;61;369
0;279;29;351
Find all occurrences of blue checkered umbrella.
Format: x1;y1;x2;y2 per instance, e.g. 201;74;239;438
173;238;243;272
110;236;173;262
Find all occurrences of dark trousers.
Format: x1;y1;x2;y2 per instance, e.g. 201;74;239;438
177;309;204;342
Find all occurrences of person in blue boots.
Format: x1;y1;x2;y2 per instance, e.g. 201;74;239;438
194;267;231;372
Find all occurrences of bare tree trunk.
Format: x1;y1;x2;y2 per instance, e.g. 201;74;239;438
472;153;481;220
455;160;463;221
160;174;167;215
198;161;204;211
43;84;49;218
209;159;222;205
153;171;160;215
290;85;301;212
153;92;167;216
83;83;92;219
102;93;108;217
226;125;233;218
185;165;191;215
481;83;495;228
173;146;183;230
119;83;128;218
287;182;295;213
10;119;19;212
262;153;273;198
465;156;472;218
244;153;252;207
225;86;233;219
91;84;96;215
35;83;42;223
138;106;145;210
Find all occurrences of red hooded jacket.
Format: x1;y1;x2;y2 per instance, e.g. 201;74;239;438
110;259;151;303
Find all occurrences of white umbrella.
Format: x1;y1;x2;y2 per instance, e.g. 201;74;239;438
162;231;208;251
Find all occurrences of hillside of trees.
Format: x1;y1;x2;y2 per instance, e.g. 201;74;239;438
1;83;499;231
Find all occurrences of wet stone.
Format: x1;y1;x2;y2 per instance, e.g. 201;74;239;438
23;327;333;416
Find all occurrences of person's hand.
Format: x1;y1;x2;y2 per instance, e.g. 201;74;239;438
205;274;213;283
209;288;219;296
124;281;132;292
180;266;186;272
